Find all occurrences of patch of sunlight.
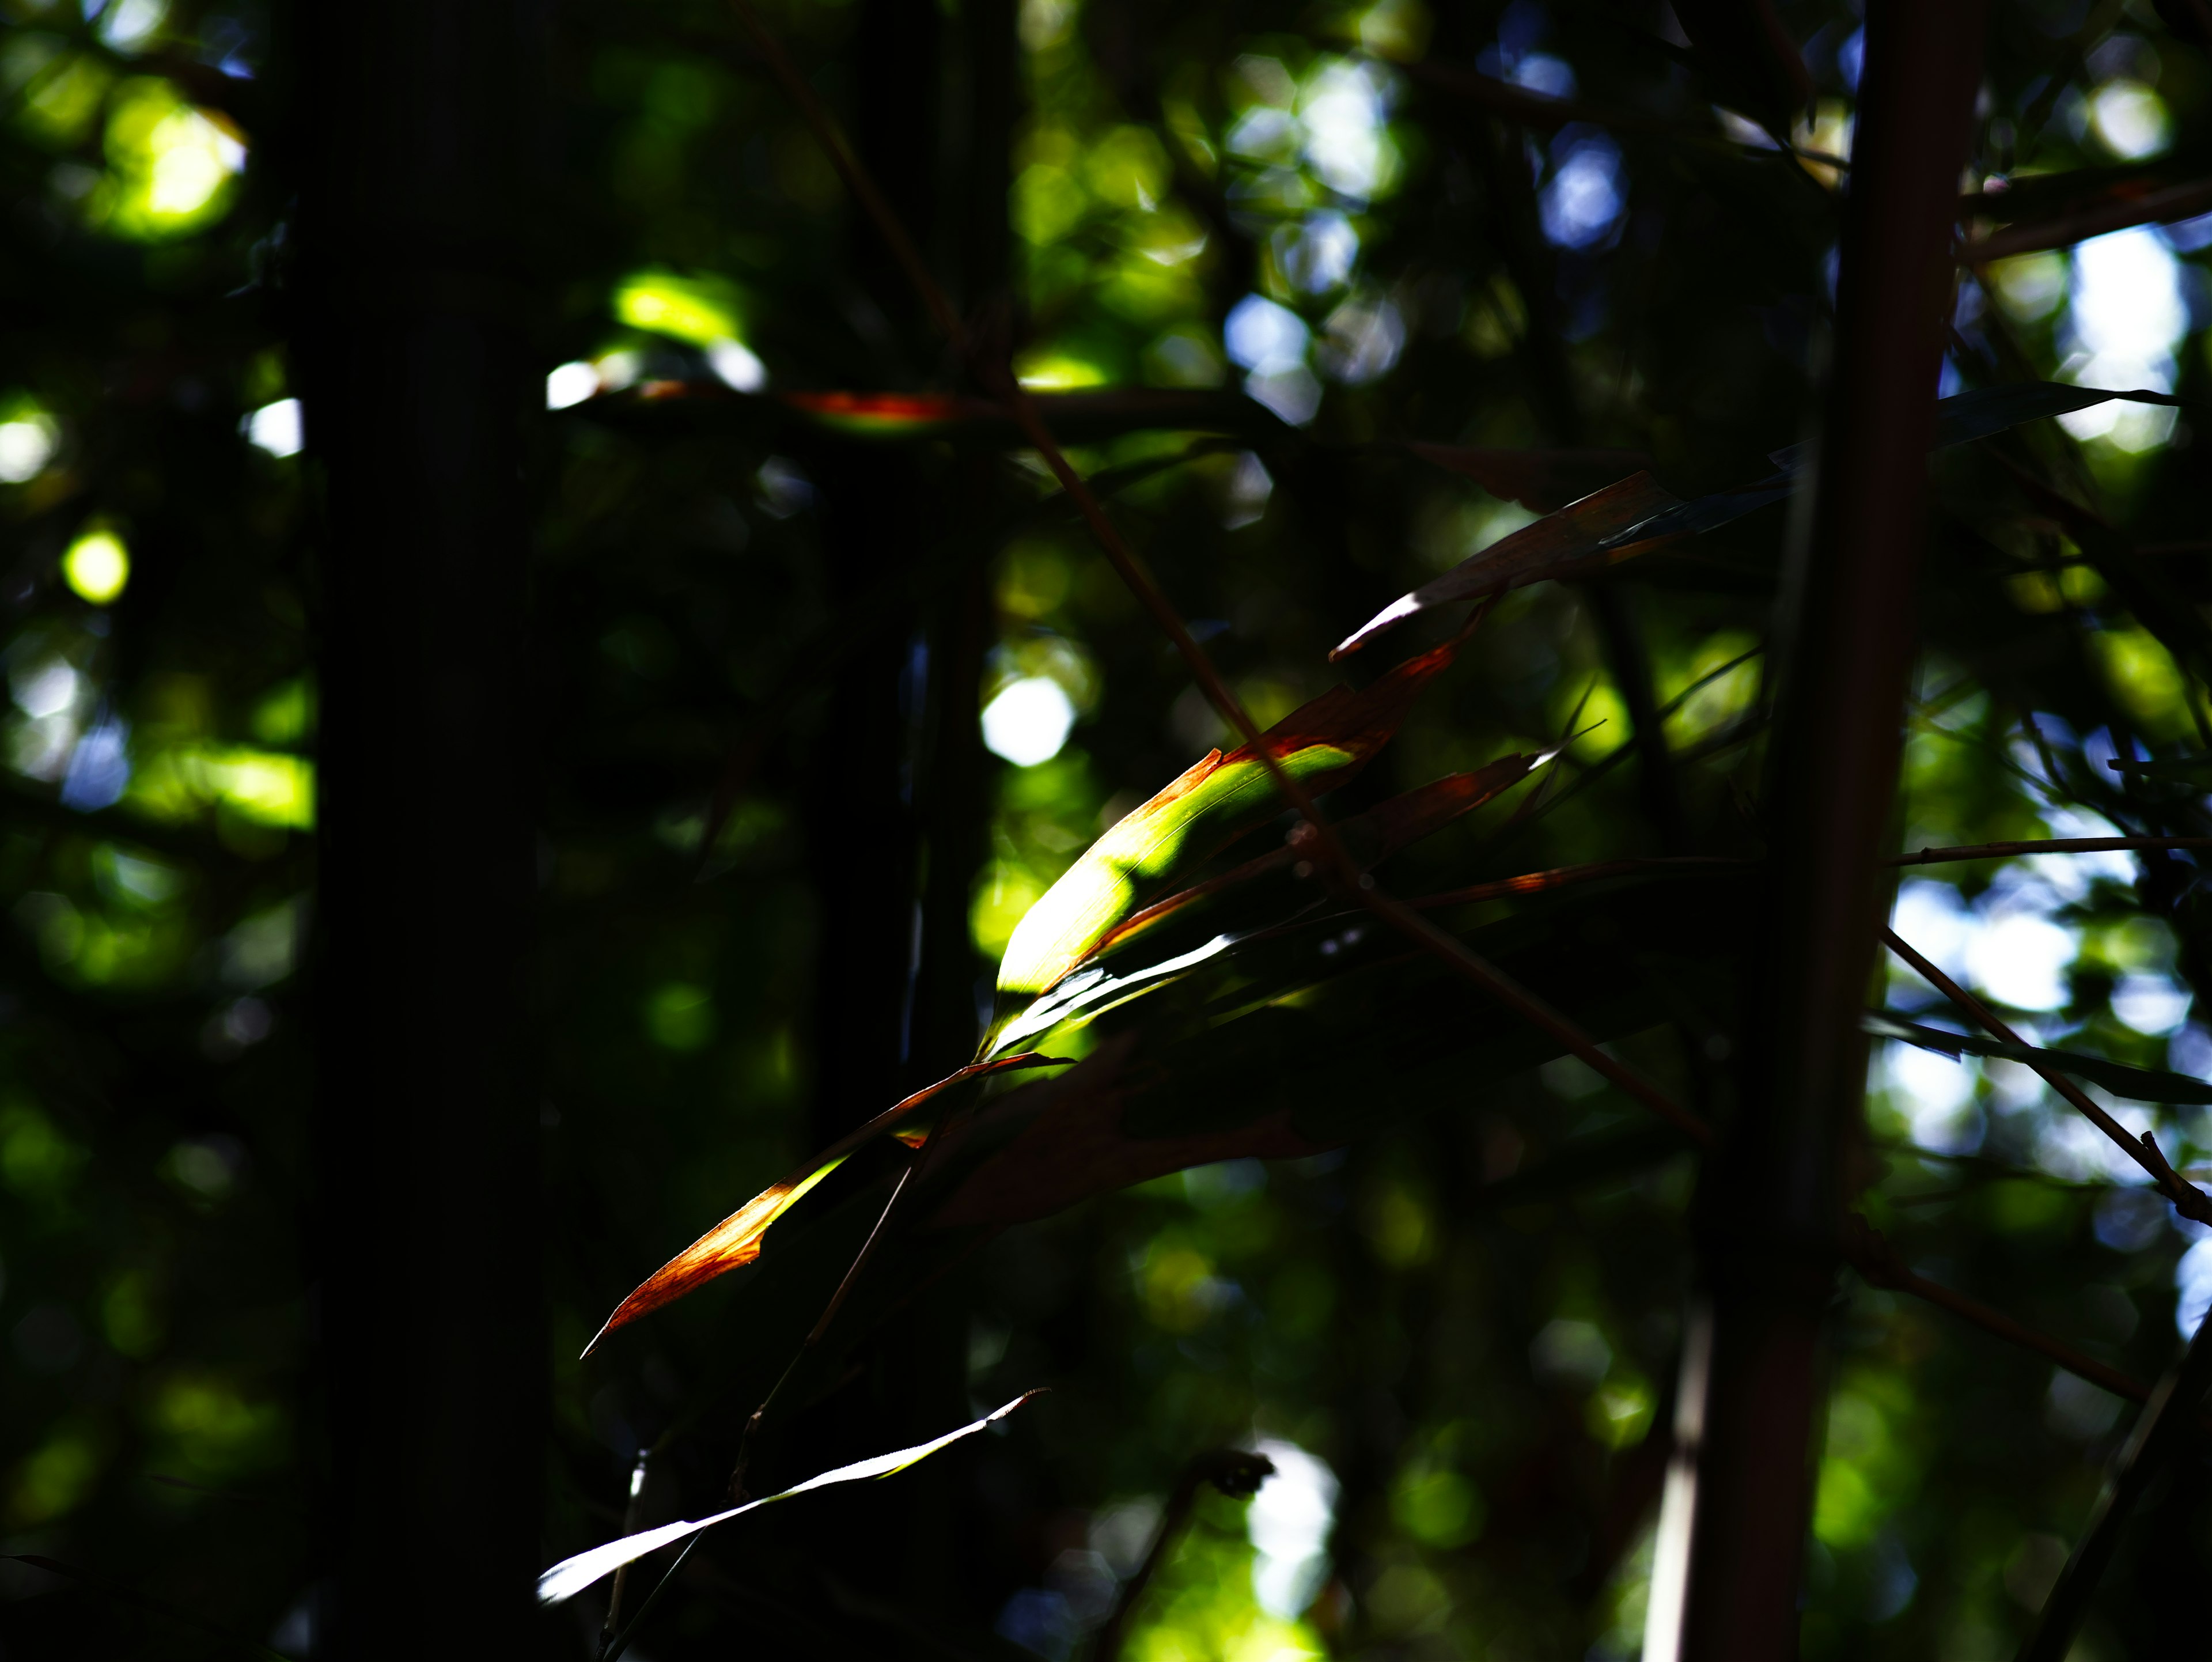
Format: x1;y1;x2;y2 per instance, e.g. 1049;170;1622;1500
1988;251;2067;322
1124;1484;1328;1662
0;395;61;484
243;397;302;457
2090;627;2195;738
613;267;742;347
983;676;1077;766
1084;124;1170;211
2088;80;2170;160
90;78;245;239
1014;351;1108;391
972;860;1047;957
126;741;315;828
62;527;129;603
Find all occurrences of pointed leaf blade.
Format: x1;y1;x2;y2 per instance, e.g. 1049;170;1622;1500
536;1392;1044;1605
584;1054;1067;1352
993;643;1456;1004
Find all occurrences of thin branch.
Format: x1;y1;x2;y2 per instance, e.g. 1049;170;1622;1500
1843;1216;2149;1404
1410;857;1749;910
1881;928;2212;1224
725;1161;918;1501
1890;836;2212;866
729;0;1701;1146
1090;1451;1276;1662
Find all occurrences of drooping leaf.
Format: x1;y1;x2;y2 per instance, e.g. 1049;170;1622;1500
990;642;1457;1008
582;1053;1067;1353
1331;474;1725;659
1338;385;2191;658
936;870;1749;1231
987;759;1545;1056
1865;1013;2212;1106
536;1392;1044;1605
1401;444;1656;512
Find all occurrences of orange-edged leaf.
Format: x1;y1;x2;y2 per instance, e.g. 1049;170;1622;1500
991;643;1456;1009
582;1053;1067;1354
536;1391;1045;1604
1403;444;1656;513
1332;474;1688;658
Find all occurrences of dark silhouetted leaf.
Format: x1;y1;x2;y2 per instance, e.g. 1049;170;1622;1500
1342;384;2190;658
1402;444;1656;512
1865;1013;2212;1105
1962;176;2212;262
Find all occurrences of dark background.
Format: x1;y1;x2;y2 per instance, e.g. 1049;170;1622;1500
3;0;2212;1656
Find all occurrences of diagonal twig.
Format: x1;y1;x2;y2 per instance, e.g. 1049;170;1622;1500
2016;1305;2212;1662
1842;1215;2150;1406
729;0;1702;1145
1890;835;2212;866
1881;927;2212;1224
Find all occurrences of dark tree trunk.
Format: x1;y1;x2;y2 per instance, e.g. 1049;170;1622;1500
1643;3;1988;1657
802;0;947;1150
294;1;547;1654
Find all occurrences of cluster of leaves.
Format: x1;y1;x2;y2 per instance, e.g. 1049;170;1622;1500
6;0;2212;1657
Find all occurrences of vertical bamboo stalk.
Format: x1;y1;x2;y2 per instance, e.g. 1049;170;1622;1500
1642;5;1987;1657
294;0;546;1653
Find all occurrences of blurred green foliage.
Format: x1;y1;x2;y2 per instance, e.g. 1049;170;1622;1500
5;0;2212;1655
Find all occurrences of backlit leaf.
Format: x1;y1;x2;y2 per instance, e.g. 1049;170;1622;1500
582;1053;1067;1353
990;642;1457;1008
1402;444;1656;512
1340;385;2191;659
986;758;1544;1055
536;1392;1044;1605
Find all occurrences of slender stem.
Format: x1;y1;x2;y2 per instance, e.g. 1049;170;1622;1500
729;0;1698;1143
601;1534;704;1662
599;1452;652;1653
2016;1307;2212;1662
725;1163;918;1501
1842;1216;2148;1404
1090;1451;1275;1662
1881;927;2212;1223
1890;836;2212;866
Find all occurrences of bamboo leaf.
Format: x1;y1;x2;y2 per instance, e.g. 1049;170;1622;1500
1865;1013;2212;1105
535;1392;1044;1606
1331;475;1695;659
990;642;1457;1008
1401;444;1656;512
986;758;1543;1057
1339;384;2188;658
582;1054;1069;1353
